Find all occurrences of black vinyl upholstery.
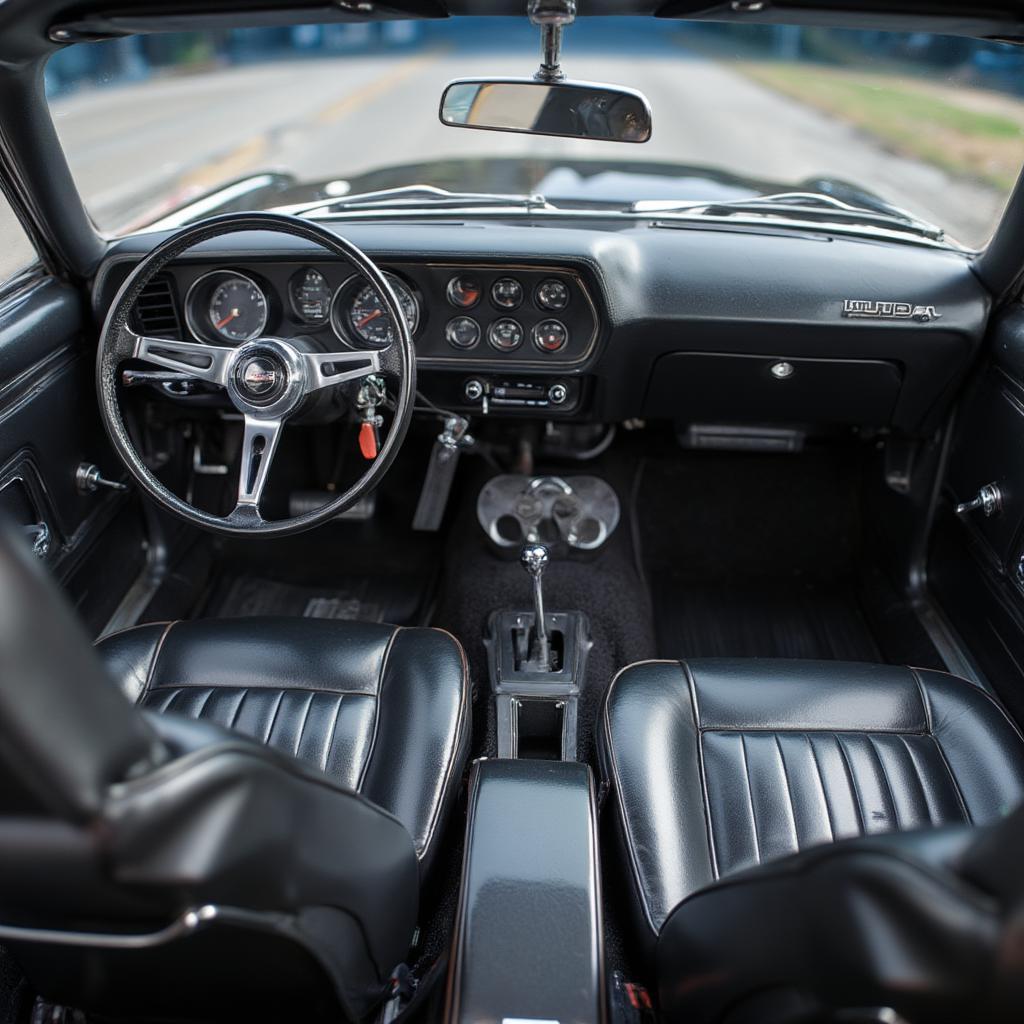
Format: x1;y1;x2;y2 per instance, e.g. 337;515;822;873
600;658;1024;1023
0;520;469;1023
97;618;470;873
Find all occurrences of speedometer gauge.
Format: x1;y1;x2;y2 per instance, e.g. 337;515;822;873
208;276;267;342
334;274;419;349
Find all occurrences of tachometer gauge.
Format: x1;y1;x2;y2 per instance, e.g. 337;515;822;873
208;276;268;342
290;267;331;325
334;274;419;349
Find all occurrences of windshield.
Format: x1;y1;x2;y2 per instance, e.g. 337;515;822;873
47;18;1024;249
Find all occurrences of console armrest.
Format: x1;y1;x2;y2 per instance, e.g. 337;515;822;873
446;758;604;1024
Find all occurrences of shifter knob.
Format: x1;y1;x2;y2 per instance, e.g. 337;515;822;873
520;542;549;578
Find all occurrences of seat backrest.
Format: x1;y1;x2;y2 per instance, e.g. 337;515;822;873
0;519;163;818
657;804;1024;1023
0;524;419;1022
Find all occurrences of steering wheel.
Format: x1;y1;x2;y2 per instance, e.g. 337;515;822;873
96;212;416;537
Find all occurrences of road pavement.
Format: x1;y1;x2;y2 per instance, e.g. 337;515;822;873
44;37;1014;248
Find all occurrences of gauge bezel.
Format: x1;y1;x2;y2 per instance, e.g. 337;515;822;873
532;318;569;353
487;317;525;353
490;276;524;311
446;274;483;310
331;272;421;349
445;315;482;350
185;269;269;344
288;266;332;326
534;277;571;312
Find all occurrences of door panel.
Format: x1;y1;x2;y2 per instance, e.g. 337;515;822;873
0;276;148;633
936;306;1024;723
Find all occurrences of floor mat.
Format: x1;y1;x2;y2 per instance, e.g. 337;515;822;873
205;574;412;624
652;576;882;662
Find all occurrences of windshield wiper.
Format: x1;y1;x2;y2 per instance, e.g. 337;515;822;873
633;192;946;242
282;184;552;216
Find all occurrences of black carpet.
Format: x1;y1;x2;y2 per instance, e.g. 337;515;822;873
652;575;882;662
634;441;943;668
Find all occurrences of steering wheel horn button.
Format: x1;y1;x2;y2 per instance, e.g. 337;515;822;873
238;355;284;400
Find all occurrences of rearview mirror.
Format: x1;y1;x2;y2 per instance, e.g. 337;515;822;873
440;78;652;144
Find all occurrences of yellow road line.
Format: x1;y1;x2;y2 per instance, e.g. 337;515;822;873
315;48;447;125
178;135;269;192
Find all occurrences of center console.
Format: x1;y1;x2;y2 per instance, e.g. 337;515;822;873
445;475;612;1023
446;758;604;1024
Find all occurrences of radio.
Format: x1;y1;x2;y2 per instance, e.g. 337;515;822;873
463;378;572;413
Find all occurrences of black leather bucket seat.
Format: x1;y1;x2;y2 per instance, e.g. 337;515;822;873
0;527;469;1022
600;658;1024;1023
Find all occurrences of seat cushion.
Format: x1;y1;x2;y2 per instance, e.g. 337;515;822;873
599;658;1024;949
97;617;469;873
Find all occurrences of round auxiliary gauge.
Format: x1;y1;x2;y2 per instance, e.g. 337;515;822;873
290;267;331;325
533;319;568;353
488;318;524;352
446;316;481;350
491;277;523;310
447;275;482;309
208;275;268;342
536;278;569;312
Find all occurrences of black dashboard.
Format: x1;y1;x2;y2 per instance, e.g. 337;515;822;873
93;217;992;435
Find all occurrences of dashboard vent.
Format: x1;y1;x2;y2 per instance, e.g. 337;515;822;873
132;274;181;338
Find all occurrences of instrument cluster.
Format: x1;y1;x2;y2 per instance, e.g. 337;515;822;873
175;261;598;367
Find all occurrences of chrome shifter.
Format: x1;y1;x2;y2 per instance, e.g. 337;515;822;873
520;542;551;669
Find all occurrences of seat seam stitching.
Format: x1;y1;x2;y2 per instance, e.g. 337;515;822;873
262;689;286;745
738;732;762;867
356;626;399;793
684;662;720;880
144;683;380;698
896;733;934;827
806;733;835;842
835;733;867;836
866;733;902;832
418;628;472;863
601;660;677;940
319;694;344;774
912;667;973;825
292;690;315;758
773;732;800;854
138;621;177;704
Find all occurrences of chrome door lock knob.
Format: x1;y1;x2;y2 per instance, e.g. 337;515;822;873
955;482;1002;518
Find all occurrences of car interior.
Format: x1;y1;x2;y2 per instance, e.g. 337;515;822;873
2;1;1024;1022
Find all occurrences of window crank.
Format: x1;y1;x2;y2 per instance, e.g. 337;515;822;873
955;482;1002;518
75;462;128;495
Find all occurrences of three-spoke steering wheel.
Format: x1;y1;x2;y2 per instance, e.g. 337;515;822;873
96;213;416;537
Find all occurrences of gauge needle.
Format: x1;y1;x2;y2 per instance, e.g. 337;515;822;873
356;309;384;329
215;308;239;329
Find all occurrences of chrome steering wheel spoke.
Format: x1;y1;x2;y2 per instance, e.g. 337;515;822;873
299;349;381;393
125;328;235;387
230;414;284;520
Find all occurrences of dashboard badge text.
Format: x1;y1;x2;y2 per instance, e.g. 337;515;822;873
842;299;941;323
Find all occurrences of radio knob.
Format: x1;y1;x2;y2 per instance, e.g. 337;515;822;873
548;383;568;405
464;379;484;402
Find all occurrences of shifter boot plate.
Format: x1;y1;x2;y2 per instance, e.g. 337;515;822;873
477;474;619;551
